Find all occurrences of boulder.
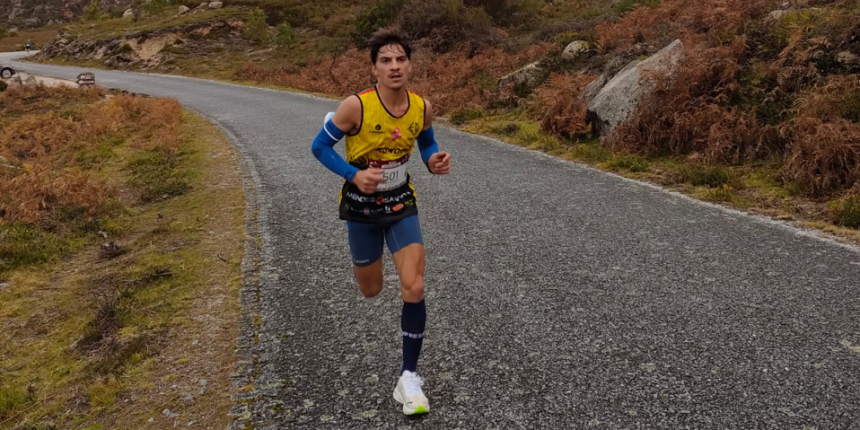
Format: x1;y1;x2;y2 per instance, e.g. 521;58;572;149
23;17;40;28
208;2;223;9
562;40;590;61
123;9;134;19
584;39;685;136
498;61;547;92
178;5;190;15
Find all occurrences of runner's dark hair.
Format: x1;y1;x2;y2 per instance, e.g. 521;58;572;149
369;27;412;64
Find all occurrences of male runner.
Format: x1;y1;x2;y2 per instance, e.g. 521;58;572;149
310;27;451;415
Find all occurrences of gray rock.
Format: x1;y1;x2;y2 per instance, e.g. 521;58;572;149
23;17;40;28
585;39;685;136
123;9;134;19
209;2;223;9
497;61;547;91
22;75;38;88
837;51;859;68
768;9;788;21
562;40;590;61
178;5;190;15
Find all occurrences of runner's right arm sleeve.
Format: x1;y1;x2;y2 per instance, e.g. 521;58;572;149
311;119;360;182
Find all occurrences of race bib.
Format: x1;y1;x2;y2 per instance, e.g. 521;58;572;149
370;156;409;191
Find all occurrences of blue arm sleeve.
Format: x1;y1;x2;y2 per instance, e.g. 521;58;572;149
416;127;440;166
311;119;360;182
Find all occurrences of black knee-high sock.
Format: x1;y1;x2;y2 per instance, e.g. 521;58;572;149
401;300;426;374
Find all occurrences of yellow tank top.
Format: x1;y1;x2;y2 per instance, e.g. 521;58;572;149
345;86;426;165
339;86;426;223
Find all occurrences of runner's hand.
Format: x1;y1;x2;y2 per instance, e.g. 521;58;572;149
353;168;385;194
428;152;451;175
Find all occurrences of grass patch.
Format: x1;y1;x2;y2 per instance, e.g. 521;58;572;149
678;164;732;188
448;107;485;125
0;24;64;53
0;88;245;429
0;225;65;274
602;152;650;172
0;385;32;421
128;150;193;203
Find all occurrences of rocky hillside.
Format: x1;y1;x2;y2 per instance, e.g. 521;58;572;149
32;0;860;232
0;0;132;29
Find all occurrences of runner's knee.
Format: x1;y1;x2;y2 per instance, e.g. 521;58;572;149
359;282;383;298
401;276;424;301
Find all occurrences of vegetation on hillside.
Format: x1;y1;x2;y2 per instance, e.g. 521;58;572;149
28;0;860;235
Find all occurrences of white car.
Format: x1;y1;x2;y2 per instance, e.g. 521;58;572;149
1;65;17;79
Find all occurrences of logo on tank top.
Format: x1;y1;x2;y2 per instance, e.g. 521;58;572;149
409;122;420;136
391;128;402;141
371;124;384;134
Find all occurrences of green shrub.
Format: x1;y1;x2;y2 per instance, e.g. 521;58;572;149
397;0;498;53
276;22;297;47
246;8;272;43
464;0;541;26
353;0;405;47
832;194;860;229
0;81;7;93
83;0;101;21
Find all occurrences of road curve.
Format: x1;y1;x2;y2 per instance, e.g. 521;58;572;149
4;52;860;430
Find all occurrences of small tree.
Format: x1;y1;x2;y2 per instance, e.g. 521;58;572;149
83;0;101;21
275;23;297;47
245;8;271;44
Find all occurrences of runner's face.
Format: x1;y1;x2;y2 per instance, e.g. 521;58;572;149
373;44;411;90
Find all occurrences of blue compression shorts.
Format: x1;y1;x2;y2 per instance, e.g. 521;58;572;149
347;215;423;266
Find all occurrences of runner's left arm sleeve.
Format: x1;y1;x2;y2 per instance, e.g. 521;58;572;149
416;127;440;169
311;119;360;182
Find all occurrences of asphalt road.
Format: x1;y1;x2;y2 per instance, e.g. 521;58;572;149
4;52;860;430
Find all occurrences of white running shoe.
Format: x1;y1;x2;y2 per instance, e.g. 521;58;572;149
393;371;430;415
